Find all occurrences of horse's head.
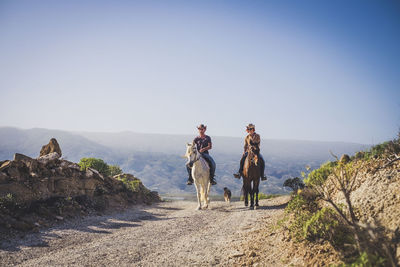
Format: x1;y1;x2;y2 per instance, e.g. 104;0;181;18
184;143;200;166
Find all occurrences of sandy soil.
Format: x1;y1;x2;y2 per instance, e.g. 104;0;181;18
0;196;295;266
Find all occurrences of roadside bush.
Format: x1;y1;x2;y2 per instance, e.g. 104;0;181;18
108;164;122;176
285;194;312;241
362;137;400;160
79;158;110;176
303;207;338;241
283;177;305;192
116;174;142;193
337;251;386;267
78;158;123;177
304;161;336;187
285;194;308;214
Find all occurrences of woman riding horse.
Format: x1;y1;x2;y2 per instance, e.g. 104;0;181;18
233;123;267;180
234;123;266;209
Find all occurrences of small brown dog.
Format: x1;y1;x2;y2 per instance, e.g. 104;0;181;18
223;187;231;204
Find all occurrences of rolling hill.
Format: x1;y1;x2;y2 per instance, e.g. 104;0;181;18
0;127;369;195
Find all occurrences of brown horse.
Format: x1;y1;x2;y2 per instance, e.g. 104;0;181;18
242;149;261;209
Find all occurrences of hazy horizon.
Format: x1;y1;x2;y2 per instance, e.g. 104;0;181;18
1;0;399;144
0;125;374;145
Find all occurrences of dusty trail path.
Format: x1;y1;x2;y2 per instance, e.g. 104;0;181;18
0;196;291;266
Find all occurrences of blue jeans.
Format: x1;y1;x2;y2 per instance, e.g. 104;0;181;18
186;153;216;179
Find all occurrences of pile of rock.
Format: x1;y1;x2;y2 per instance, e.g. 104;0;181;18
0;138;159;232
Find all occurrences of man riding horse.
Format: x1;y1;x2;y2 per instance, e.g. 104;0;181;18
186;124;217;185
233;123;267;180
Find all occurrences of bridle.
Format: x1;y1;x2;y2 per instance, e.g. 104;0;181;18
188;145;201;166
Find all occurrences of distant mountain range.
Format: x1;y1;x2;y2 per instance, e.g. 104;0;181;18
0;127;369;195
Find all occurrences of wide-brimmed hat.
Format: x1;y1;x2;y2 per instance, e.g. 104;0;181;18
246;123;255;130
197;124;207;130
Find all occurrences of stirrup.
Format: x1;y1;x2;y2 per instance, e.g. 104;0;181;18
233;172;241;179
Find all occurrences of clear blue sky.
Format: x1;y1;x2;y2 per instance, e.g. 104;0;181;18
1;0;399;144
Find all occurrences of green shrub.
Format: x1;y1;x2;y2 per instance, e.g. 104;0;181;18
108;164;122;176
303;207;338;241
336;251;386;267
79;158;110;176
285;194;341;243
116;174;142;193
78;158;123;177
285;194;312;241
362;137;400;160
285;194;308;213
304;161;336;187
283;177;305;192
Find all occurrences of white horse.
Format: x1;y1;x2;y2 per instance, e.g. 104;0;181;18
184;143;211;210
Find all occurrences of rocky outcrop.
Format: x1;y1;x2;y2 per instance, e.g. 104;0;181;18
39;138;62;157
0;140;160;233
0;154;159;204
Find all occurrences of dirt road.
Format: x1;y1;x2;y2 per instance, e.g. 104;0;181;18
0;196;290;266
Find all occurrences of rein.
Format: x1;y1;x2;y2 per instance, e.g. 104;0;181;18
189;148;201;165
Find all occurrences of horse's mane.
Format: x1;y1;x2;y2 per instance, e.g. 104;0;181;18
247;148;259;166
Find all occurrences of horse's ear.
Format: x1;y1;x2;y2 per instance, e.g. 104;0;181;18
187;143;191;146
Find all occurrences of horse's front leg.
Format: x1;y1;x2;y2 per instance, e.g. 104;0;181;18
203;181;211;209
250;182;255;209
243;182;250;207
194;183;201;210
255;179;260;208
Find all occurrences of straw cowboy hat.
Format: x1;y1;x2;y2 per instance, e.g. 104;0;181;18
246;123;255;130
197;124;207;129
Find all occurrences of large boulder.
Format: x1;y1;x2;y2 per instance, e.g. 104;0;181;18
39;138;62;158
38;152;61;162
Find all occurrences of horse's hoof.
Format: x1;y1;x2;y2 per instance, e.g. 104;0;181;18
203;205;208;209
245;203;248;207
196;206;201;210
250;206;254;210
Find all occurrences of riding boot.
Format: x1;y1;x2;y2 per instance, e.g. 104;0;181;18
233;153;246;178
210;176;217;185
186;166;193;185
210;162;217;185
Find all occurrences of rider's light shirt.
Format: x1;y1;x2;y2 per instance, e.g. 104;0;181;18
193;135;212;154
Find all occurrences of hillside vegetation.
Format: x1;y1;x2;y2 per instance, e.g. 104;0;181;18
280;133;400;266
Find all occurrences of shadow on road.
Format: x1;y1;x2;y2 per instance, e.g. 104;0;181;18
0;206;169;254
255;202;288;210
